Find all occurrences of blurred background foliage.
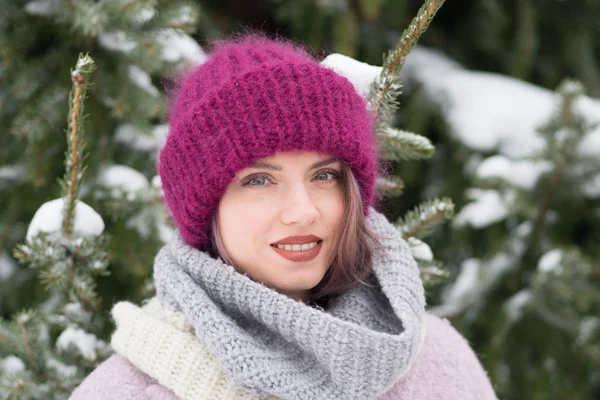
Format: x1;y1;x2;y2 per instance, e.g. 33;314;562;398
1;0;599;399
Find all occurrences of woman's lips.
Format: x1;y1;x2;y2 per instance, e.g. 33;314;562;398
271;241;323;262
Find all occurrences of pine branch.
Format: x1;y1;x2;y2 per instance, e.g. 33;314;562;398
398;197;454;239
375;175;405;197
418;259;450;288
369;0;445;127
61;54;95;240
520;80;585;268
17;313;37;373
378;127;435;161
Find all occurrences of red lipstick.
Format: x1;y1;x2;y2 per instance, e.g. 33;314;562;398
272;234;322;245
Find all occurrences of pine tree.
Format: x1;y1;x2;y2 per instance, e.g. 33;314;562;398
0;53;113;400
0;0;202;318
403;48;600;397
366;0;453;286
451;80;600;399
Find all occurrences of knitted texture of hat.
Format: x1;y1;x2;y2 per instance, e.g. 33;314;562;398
158;35;378;250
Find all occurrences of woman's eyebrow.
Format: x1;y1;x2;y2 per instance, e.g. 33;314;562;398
248;157;338;171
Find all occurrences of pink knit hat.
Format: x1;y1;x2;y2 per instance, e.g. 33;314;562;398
158;35;379;251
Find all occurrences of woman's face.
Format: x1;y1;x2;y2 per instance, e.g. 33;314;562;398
217;150;345;303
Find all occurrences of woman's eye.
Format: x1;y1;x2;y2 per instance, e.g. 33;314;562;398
243;174;271;186
315;170;341;182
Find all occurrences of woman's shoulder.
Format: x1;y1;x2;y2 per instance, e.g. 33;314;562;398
69;354;178;400
380;313;498;400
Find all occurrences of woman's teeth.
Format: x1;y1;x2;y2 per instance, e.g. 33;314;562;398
274;241;319;251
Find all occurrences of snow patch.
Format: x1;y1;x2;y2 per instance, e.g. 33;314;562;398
158;221;175;244
24;0;56;16
577;317;600;345
0;356;26;375
504;290;532;322
157;31;207;65
476;155;552;190
321;53;382;99
168;4;196;26
538;249;563;274
56;327;98;361
0;165;26;188
435;258;481;316
114;124;168;152
98;31;137;52
0;251;17;280
432;251;517;318
134;6;156;25
454;190;509;228
46;358;77;379
151;175;162;190
128;65;159;97
402;46;600;159
26;198;105;240
578;129;600;158
582;172;600;198
407;237;433;261
98;164;148;194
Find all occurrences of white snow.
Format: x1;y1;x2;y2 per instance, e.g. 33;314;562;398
128;65;159;97
538;249;563;274
151;175;162;190
504;290;532;322
158;221;175;244
98;31;137;52
577;317;600;345
454;189;509;228
56;327;98;361
168;5;196;26
26;198;105;241
157;31;207;66
516;221;533;237
475;155;552;190
407;237;433;261
0;165;26;188
134;6;156;25
73;55;94;77
434;258;480;316
24;0;56;16
402;46;600;159
98;164;148;195
578;129;600;158
0;356;26;375
63;302;91;323
432;250;517;318
0;251;16;280
320;53;382;99
582;172;600;198
114;124;168;153
46;358;77;379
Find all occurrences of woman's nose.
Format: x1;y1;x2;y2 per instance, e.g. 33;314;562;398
280;185;320;225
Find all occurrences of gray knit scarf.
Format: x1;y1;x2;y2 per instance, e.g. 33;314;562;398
154;207;425;400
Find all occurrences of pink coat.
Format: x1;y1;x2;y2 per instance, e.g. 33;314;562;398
71;313;497;400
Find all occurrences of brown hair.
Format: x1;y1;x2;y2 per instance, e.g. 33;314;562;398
209;162;383;301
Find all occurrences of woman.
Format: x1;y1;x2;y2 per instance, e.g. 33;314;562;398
71;34;497;400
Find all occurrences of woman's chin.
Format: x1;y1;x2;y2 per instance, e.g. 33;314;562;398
268;269;327;296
